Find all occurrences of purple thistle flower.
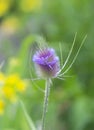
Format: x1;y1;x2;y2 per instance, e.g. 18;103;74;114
32;47;60;78
32;34;87;80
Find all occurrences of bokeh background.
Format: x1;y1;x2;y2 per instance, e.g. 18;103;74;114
0;0;94;130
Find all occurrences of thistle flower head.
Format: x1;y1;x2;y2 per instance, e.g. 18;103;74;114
32;47;60;78
32;34;87;80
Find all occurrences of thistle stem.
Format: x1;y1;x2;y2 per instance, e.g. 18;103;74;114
41;78;50;130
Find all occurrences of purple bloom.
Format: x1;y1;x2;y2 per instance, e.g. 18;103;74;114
32;48;60;78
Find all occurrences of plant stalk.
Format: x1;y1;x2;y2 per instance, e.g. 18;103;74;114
41;78;51;130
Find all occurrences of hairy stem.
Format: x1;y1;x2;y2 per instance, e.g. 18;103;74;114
41;78;51;130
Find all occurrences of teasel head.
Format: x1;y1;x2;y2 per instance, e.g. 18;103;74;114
32;34;87;80
32;47;60;78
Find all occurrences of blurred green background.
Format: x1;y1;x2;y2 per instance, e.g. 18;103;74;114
0;0;94;130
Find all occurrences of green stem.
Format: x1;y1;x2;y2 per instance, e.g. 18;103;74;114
41;78;51;130
20;101;36;130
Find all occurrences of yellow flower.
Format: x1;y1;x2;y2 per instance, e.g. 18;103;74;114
2;74;27;102
0;0;11;17
6;74;27;92
0;72;27;104
0;100;5;115
20;0;42;12
0;72;28;114
2;86;17;102
6;74;20;86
